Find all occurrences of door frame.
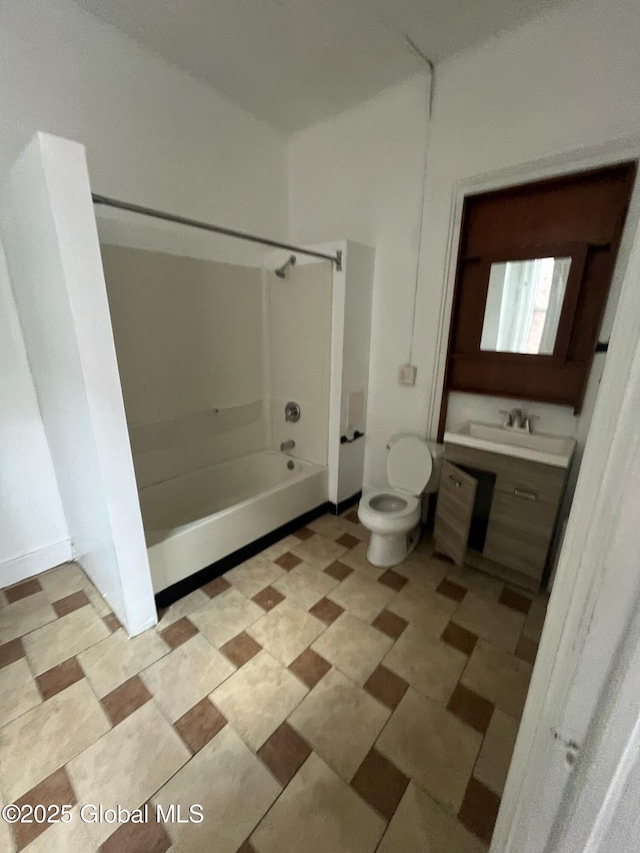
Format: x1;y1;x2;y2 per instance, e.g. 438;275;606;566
427;141;640;850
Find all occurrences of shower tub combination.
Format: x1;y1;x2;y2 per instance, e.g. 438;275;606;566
140;451;328;599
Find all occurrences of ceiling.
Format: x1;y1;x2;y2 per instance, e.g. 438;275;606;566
73;0;564;132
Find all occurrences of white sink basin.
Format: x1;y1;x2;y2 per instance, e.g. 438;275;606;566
444;421;576;468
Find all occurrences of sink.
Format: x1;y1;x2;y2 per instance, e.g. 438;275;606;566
444;421;576;468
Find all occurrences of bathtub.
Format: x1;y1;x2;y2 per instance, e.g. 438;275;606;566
139;451;328;595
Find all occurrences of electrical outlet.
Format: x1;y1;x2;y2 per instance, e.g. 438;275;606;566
399;364;417;386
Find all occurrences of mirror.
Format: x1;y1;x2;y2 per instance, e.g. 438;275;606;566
480;256;572;355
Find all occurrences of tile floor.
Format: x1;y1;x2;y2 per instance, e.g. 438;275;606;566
0;510;547;852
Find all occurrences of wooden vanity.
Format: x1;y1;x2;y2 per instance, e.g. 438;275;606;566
434;441;570;592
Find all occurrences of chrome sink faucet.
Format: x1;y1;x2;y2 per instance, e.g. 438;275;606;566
499;408;535;432
280;439;295;452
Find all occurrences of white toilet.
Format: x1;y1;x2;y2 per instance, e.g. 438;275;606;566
358;435;443;568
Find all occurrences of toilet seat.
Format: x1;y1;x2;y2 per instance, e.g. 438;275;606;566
359;489;419;519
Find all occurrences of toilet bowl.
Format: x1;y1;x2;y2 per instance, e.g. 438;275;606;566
358;435;442;568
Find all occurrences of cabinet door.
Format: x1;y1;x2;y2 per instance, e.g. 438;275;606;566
434;461;477;567
484;490;557;579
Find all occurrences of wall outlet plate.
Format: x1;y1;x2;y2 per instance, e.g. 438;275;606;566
399;364;417;386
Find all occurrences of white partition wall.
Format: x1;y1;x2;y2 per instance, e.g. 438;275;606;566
0;133;156;635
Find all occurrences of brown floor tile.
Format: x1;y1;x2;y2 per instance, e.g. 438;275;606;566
336;533;360;549
252;586;286;611
499;587;532;615
101;809;171;853
5;577;43;604
0;637;25;669
458;776;501;845
12;767;76;851
288;648;331;689
447;683;494;735
52;589;91;618
101;675;152;726
174;697;227;754
221;632;262;667
324;561;353;581
103;613;122;633
160;617;199;649
235;841;257;853
292;527;315;541
257;722;311;787
372;608;408;640
441;622;478;656
378;569;407;592
36;657;84;701
364;665;408;710
351;748;409;821
201;576;232;598
515;634;539;665
309;597;344;625
345;511;360;524
274;552;303;571
437;579;468;603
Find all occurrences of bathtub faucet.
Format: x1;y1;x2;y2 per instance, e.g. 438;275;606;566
280;439;295;453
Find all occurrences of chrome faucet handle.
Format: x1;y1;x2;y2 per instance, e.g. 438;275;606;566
498;409;512;428
523;415;539;434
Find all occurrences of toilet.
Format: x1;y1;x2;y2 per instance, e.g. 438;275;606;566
358;435;443;568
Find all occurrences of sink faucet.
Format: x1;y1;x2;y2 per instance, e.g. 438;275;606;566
499;408;531;432
280;439;295;452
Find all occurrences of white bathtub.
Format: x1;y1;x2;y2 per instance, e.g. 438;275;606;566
139;451;328;594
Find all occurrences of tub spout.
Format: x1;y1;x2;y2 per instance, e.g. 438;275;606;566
280;440;295;452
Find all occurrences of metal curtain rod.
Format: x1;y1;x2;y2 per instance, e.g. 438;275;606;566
91;194;342;270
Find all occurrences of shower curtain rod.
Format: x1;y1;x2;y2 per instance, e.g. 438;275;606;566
91;194;343;271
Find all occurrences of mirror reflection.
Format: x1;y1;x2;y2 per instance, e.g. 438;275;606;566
480;256;572;355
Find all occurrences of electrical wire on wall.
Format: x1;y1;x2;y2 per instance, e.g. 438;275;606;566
404;36;435;368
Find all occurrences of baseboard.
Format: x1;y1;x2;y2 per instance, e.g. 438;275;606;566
329;491;362;516
155;501;331;610
0;539;72;588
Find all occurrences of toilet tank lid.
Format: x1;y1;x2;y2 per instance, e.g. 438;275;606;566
387;436;433;496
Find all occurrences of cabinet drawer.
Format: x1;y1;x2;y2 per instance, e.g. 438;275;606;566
484;492;556;579
494;465;565;506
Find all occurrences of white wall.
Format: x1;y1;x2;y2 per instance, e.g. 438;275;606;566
288;0;640;489
1;133;156;635
0;0;289;577
288;75;431;488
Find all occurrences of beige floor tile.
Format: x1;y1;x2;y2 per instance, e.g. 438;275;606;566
67;700;189;839
377;688;482;812
0;592;57;644
153;725;280;853
24;605;110;675
523;594;549;641
311;612;393;685
83;582;112;617
224;556;286;598
0;679;110;801
289;668;389;782
394;553;450;588
272;561;338;609
387;581;457;635
378;781;486;853
446;565;504;601
260;535;303;560
0;797;14;853
475;708;519;795
39;563;88;602
211;651;307;750
338;541;384;579
327;570;395;622
247;598;325;666
307;514;355;541
461;640;533;719
189;587;263;648
251;752;386;853
141;634;235;722
78;627;169;698
453;593;526;653
21;804;106;853
290;534;348;569
383;624;467;705
0;658;41;727
156;588;210;629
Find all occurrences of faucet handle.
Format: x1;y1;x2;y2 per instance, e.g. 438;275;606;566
498;409;512;428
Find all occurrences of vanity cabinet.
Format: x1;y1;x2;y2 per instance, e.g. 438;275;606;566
434;443;568;591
